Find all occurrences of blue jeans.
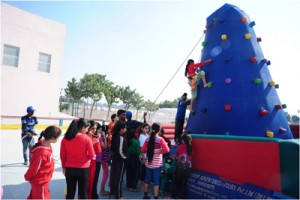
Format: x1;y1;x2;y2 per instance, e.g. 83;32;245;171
145;166;162;186
22;133;35;162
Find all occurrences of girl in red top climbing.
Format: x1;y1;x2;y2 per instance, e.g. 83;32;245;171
24;125;62;199
185;58;212;112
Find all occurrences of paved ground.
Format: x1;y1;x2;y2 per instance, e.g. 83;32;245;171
1;130;172;199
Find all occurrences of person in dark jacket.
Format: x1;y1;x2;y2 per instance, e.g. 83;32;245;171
109;121;128;199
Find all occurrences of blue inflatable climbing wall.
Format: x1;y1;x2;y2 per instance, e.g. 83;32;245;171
186;4;293;139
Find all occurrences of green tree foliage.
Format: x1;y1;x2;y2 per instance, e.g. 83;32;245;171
119;86;136;110
131;92;144;118
64;78;83;101
59;104;70;112
143;100;159;120
159;99;177;108
80;73;108;119
103;81;121;120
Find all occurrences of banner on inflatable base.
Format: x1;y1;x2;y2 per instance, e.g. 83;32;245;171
186;170;294;199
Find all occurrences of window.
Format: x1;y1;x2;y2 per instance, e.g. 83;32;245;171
2;44;20;67
38;52;51;73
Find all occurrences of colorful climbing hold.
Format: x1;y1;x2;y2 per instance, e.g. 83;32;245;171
266;131;274;138
269;81;276;86
221;34;227;40
225;78;232;84
260;107;269;116
249;21;256;27
253;78;261;85
224;105;231;111
249;57;257;63
245;33;251;39
241;17;247;23
206;82;212;88
275;104;282;110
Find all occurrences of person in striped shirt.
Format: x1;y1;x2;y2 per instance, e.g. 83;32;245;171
141;123;170;199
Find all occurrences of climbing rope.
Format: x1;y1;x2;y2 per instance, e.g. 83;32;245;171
152;33;205;106
141;33;205;121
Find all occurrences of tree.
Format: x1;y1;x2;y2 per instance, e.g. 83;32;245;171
79;73;108;119
65;78;83;101
159;99;177;108
131;92;144;119
64;78;83;116
103;82;121;121
143;100;159;120
59;104;70;112
119;86;136;110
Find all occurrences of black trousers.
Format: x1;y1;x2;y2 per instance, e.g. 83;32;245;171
126;154;140;189
65;167;89;199
172;167;191;199
175;119;184;144
110;158;125;199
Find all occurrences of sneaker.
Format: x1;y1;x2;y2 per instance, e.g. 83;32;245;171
129;188;138;192
143;194;150;199
24;161;28;165
100;190;110;195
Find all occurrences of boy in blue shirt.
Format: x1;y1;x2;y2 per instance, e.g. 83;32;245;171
174;93;190;144
21;106;38;165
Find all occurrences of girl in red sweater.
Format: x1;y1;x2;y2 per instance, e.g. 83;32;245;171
87;120;102;199
60;118;95;199
24;126;62;199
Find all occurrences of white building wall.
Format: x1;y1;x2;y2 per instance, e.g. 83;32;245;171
1;3;66;117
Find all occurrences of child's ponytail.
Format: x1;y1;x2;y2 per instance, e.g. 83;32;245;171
38;131;45;141
147;123;160;163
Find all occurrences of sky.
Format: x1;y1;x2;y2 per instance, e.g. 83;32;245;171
3;0;300;115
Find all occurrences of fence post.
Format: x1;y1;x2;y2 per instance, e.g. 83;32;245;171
59;118;63;127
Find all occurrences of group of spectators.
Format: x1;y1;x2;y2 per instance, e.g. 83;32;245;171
22;106;193;199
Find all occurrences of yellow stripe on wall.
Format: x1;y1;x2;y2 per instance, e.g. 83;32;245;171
0;125;68;130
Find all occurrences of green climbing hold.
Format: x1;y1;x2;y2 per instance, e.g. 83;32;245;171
207;82;212;88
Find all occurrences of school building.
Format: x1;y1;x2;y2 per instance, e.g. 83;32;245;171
1;2;67;118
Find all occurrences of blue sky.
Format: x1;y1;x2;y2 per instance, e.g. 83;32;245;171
4;0;300;114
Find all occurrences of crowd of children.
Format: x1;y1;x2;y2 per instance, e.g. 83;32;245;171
24;109;193;199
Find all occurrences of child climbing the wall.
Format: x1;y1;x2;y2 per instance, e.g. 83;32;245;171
185;58;212;112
